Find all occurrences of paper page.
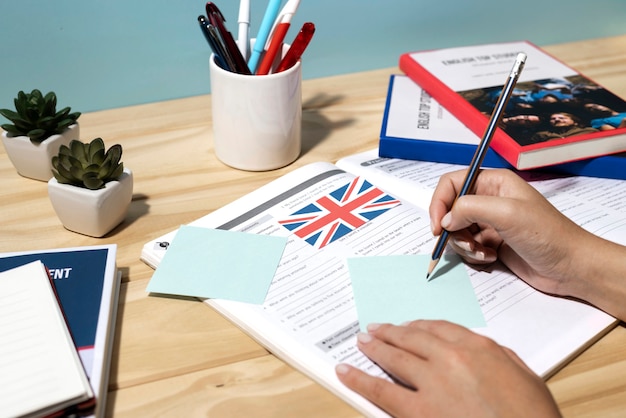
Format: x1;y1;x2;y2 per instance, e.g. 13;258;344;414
487;171;626;242
336;148;462;210
141;158;620;414
337;149;626;241
347;254;486;330
409;41;575;91
210;168;440;417
0;261;92;417
337;150;619;376
147;225;287;303
144;162;441;416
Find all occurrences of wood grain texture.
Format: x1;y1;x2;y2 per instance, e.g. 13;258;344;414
1;35;625;417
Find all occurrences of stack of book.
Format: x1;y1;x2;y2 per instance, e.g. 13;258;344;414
0;245;120;418
380;41;626;179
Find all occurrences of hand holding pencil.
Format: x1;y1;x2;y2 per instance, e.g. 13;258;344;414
426;53;526;279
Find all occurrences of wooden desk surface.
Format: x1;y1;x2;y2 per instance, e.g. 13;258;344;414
2;35;626;417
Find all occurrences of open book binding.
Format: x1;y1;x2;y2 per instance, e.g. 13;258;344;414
141;151;620;417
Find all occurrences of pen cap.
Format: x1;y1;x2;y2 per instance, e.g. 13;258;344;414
209;40;301;171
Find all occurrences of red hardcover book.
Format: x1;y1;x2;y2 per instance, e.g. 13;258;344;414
399;41;626;170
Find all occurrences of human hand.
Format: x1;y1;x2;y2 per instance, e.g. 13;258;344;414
428;169;597;298
335;320;561;418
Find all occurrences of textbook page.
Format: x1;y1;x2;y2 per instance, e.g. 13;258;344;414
336;149;626;240
0;261;94;418
336;148;462;210
143;162;437;417
337;149;619;377
142;158;618;414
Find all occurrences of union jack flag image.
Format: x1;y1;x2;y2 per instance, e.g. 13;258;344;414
278;177;401;248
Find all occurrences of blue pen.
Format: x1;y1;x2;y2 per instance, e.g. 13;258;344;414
248;0;283;73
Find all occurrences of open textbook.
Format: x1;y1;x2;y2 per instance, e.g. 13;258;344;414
141;149;622;417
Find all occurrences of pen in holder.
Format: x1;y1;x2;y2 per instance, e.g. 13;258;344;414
209;40;301;171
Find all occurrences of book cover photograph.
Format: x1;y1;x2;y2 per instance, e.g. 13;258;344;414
399;41;626;169
461;74;626;146
379;74;626;180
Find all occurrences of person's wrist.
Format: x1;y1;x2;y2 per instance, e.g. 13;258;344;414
563;231;620;312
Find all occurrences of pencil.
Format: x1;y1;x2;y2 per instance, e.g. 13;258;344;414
426;52;527;279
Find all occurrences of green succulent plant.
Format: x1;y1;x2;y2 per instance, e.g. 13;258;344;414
51;138;124;190
0;89;81;144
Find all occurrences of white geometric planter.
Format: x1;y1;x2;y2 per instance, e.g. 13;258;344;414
1;123;80;181
47;168;133;237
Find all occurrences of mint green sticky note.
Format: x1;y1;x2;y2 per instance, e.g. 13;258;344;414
147;225;287;304
347;254;485;330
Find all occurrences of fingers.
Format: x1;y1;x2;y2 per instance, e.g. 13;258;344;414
429;170;467;235
429;169;528;235
334;322;450;416
337;320;561;418
335;363;414;417
353;327;428;389
355;321;472;378
335;321;480;410
442;194;517;234
448;231;498;264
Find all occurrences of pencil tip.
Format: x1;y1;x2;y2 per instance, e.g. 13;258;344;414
426;258;439;280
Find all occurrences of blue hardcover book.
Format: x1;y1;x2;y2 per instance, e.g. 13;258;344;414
379;74;626;180
0;244;119;418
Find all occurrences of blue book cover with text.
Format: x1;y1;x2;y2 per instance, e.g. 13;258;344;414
0;244;118;416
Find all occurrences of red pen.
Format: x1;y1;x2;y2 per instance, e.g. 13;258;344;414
256;0;301;75
256;20;291;75
275;22;315;73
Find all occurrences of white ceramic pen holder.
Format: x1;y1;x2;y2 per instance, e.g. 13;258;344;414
209;43;302;171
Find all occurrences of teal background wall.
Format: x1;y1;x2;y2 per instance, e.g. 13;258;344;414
2;0;625;112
